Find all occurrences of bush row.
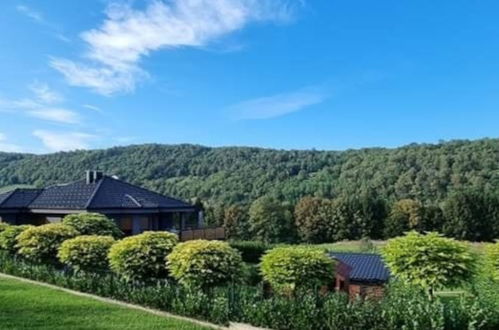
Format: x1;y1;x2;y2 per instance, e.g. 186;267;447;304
0;251;497;330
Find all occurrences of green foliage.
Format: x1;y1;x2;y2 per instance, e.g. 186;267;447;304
484;242;499;281
58;235;115;273
1;251;499;330
0;222;9;233
260;247;336;293
443;190;499;242
382;231;476;290
16;224;79;264
384;199;424;237
229;240;274;263
223;205;249;240
249;196;294;243
62;213;122;238
294;197;334;243
108;231;178;282
167;240;242;288
0;225;32;254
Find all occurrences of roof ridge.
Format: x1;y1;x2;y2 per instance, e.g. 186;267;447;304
84;177;105;209
105;175;191;206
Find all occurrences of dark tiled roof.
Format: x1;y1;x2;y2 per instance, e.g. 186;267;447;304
330;253;390;283
0;189;43;208
29;180;99;209
24;176;192;211
87;177;193;209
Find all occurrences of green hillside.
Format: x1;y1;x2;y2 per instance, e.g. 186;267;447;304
0;139;497;205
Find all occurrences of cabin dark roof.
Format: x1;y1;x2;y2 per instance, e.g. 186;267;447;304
330;253;390;283
0;189;43;208
0;175;193;211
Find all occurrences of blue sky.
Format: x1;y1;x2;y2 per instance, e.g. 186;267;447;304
0;0;498;153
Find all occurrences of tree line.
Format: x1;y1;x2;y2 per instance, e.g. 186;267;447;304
212;189;499;243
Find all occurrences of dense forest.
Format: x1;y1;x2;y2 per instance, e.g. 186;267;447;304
0;139;498;242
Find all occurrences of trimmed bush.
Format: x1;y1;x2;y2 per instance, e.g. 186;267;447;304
229;240;274;263
382;231;476;291
62;213;122;238
260;247;336;293
484;241;499;281
16;223;79;264
108;231;178;282
0;222;10;233
168;240;243;288
0;225;33;254
58;235;115;273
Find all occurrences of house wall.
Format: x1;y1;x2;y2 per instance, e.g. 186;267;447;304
348;283;385;300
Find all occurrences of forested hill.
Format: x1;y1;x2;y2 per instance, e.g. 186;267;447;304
0;139;497;206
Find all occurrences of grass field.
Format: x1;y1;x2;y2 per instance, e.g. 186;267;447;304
0;276;211;330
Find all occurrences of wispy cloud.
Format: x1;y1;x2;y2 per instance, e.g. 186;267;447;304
51;0;303;95
16;5;43;23
0;83;80;124
0;132;23;153
33;130;95;151
82;104;102;112
29;82;63;104
229;86;330;120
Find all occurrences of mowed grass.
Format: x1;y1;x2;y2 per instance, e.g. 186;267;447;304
0;277;211;330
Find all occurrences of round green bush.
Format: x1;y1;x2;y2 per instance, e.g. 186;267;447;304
16;223;79;264
382;231;476;290
108;231;178;281
58;235;115;273
62;213;122;238
167;240;243;288
0;225;33;254
260;246;336;293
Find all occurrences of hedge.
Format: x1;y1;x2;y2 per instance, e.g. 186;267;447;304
261;247;336;293
0;225;33;254
16;223;79;264
62;213;122;238
168;240;243;288
0;251;497;330
58;235;115;273
229;240;274;263
108;231;178;282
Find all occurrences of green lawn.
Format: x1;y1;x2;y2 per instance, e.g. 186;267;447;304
0;277;211;330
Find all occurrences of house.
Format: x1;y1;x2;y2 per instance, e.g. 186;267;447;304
0;171;223;240
330;252;390;299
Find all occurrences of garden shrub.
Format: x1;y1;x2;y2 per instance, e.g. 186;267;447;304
484;241;499;281
16;223;79;264
168;240;243;288
62;213;122;238
260;246;335;293
0;225;32;254
58;235;115;273
229;240;273;263
382;231;476;291
108;231;178;281
0;222;9;233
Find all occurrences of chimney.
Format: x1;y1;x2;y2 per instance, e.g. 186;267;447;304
85;170;93;184
85;170;103;184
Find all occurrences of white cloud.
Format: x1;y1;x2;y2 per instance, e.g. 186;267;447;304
51;0;302;95
16;5;43;23
82;104;102;112
33;130;95;151
0;83;80;124
29;82;63;104
28;108;80;124
0;132;23;153
229;86;329;120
